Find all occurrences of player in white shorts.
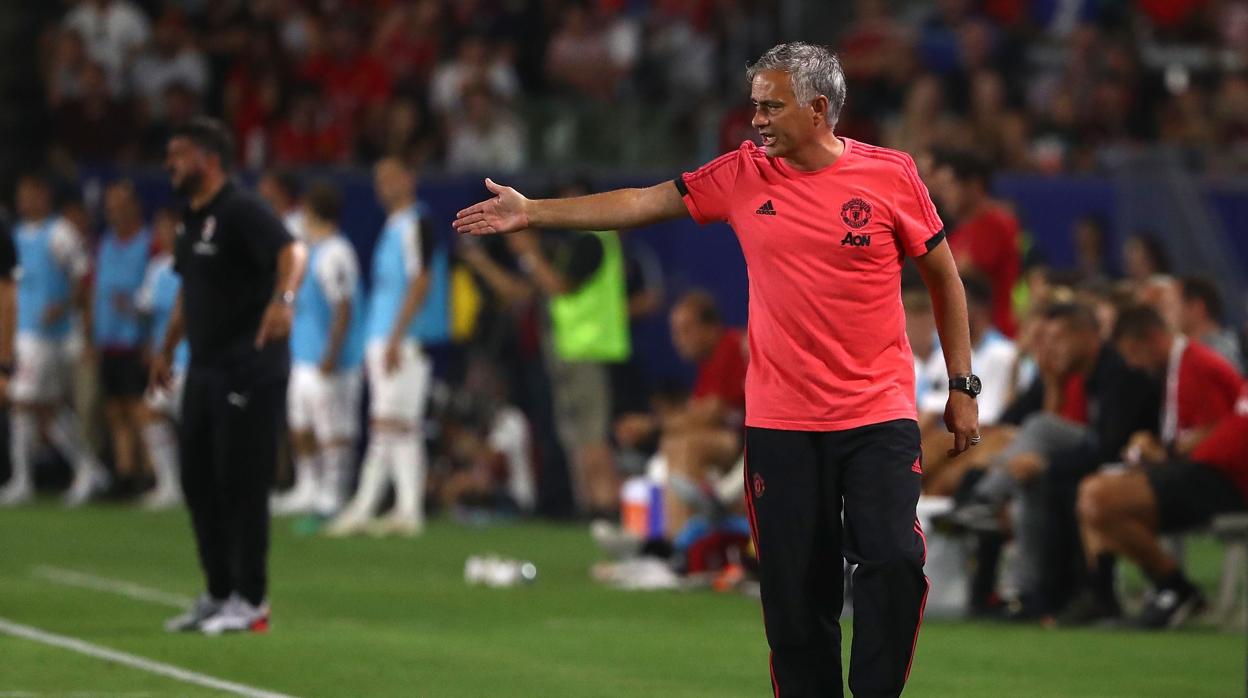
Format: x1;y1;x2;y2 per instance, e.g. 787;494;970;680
135;207;188;509
273;181;365;518
325;157;435;537
2;172;108;507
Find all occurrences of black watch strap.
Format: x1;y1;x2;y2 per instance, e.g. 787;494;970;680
950;374;981;397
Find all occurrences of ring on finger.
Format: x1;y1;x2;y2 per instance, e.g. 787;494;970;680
969;434;983;445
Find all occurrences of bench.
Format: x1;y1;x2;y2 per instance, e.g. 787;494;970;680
1212;513;1248;631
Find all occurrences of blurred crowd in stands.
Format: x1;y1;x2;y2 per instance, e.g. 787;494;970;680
36;0;1248;173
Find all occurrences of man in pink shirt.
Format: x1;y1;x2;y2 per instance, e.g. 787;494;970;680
455;42;977;697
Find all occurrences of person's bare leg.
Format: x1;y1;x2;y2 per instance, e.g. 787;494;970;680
122;399;149;479
661;434;695;539
579;441;618;514
661;429;741;539
105;399;137;480
1078;471;1173;577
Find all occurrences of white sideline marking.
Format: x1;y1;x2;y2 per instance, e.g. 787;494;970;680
31;566;191;609
0;617;298;698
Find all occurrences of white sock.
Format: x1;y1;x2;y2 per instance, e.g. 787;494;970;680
317;443;353;515
389;431;425;523
7;411;36;489
48;408;99;476
141;421;179;493
290;451;319;499
344;439;389;518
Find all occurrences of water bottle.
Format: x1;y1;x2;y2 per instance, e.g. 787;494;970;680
464;555;537;587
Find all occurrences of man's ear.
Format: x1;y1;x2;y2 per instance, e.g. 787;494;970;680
811;95;830;126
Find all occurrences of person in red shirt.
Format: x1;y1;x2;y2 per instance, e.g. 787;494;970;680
455;42;978;696
615;290;749;538
1070;305;1245;628
931;150;1021;337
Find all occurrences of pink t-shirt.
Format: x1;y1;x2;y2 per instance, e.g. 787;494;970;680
678;138;945;431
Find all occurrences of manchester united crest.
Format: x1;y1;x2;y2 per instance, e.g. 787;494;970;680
752;472;765;499
840;198;872;229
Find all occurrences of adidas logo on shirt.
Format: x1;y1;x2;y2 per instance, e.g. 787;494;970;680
755;200;777;216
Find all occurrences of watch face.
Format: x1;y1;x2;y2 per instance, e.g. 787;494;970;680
968;375;982;395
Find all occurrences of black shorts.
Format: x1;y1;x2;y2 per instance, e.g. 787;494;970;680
99;350;147;398
1147;460;1246;533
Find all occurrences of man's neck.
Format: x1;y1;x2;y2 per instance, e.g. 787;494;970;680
388;198;415;216
306;223;334;243
783;131;844;172
1186;318;1217;338
115;221;142;239
190;173;227;211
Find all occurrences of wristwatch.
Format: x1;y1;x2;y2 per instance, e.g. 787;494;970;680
950;374;982;398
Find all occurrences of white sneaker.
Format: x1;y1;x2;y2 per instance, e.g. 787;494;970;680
368;513;423;538
200;595;270;635
165;593;227;632
312;487;342;519
590;519;642;560
142;487;182;511
270;484;317;516
0;480;33;507
322;511;372;538
63;466;110;508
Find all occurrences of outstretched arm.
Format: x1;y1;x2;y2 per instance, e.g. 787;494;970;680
453;178;688;236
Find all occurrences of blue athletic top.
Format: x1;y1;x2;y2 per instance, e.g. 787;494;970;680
291;235;365;369
136;254;189;369
93;226;152;348
15;216;85;341
366;205;430;342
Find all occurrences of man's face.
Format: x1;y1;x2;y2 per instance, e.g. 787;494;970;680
103;185;134;231
930;165;965;217
152;212;177;252
1041;319;1076;376
1178;298;1204;335
750;69;820;159
257;176;290;213
373;160;410;210
15;179;50;221
1115;335;1161;374
670;304;713;362
165;136;206;196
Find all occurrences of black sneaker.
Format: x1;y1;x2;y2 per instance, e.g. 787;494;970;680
933;502;1003;535
1135;587;1206;630
1055;590;1122;627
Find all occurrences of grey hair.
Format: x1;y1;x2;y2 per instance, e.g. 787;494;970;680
747;42;847;127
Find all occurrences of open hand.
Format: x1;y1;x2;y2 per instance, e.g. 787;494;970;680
453;179;530;236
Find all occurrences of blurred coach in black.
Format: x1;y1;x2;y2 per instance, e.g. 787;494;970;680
153;117;307;635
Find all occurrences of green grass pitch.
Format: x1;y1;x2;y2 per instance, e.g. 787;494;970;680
0;504;1243;697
